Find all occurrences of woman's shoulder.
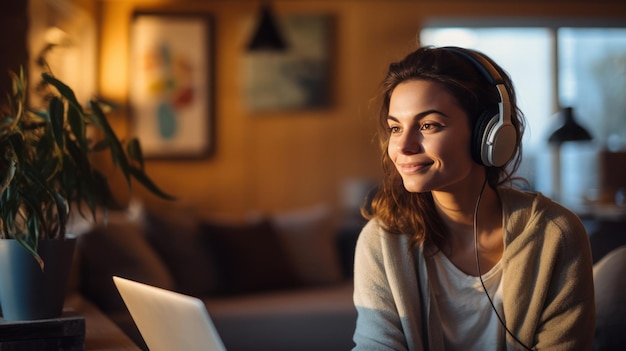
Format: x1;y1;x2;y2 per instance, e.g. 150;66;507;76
499;187;581;222
357;218;413;251
499;187;587;242
358;218;392;244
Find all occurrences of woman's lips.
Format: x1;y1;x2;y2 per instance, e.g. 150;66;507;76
397;161;433;174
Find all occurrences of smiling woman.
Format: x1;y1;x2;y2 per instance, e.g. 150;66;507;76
386;80;475;195
352;46;595;351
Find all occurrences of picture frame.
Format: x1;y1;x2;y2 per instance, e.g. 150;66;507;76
243;14;334;112
129;12;214;159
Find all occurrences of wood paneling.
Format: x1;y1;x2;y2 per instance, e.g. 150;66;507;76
0;1;28;100
91;0;626;215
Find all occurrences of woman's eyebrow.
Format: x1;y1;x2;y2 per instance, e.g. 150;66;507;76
387;109;448;122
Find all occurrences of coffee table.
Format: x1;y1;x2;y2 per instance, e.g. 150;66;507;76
64;294;140;351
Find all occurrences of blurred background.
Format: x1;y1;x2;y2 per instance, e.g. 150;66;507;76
2;0;625;220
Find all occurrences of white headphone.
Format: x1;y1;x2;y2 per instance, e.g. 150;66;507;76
442;47;517;167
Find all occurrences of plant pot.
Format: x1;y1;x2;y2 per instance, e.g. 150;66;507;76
0;235;76;321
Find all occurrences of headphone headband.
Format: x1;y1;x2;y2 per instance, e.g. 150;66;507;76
443;47;504;84
440;46;517;167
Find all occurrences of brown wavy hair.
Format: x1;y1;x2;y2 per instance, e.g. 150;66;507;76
362;46;525;250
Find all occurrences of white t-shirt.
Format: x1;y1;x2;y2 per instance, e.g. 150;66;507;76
429;251;506;351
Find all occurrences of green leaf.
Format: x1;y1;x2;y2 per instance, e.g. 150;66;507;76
92;139;109;152
15;235;44;271
21;164;67;239
32;110;48;119
65;135;93;177
0;136;19;194
89;100;133;187
19;190;46;239
67;104;87;151
41;73;84;115
48;97;65;150
39;156;59;182
129;165;176;201
126;138;144;170
51;191;68;239
1;68;175;266
0;183;20;239
91;170;120;209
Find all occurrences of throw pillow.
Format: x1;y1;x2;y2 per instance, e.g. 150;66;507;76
200;219;299;295
143;205;221;297
272;204;344;286
77;221;175;314
593;245;626;350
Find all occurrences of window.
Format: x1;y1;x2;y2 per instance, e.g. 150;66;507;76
558;28;626;149
421;23;626;207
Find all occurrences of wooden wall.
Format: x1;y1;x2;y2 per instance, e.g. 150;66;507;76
39;0;626;215
0;2;28;101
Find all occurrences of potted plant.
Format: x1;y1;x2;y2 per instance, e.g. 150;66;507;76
0;68;174;321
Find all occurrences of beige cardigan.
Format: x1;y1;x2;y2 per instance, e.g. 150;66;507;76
353;188;595;350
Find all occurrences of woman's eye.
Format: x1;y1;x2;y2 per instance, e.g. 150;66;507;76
388;126;401;134
420;123;441;131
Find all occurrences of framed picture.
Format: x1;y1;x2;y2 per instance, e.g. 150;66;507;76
129;12;214;159
243;14;334;112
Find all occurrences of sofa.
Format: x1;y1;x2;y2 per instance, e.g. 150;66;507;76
73;201;362;351
592;244;626;351
72;199;626;351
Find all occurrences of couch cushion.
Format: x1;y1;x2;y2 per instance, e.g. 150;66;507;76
272;205;344;286
144;206;220;297
201;219;299;295
593;245;626;350
204;281;357;351
77;221;174;314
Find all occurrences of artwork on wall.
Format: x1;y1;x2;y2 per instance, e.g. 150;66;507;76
243;14;333;112
129;13;214;159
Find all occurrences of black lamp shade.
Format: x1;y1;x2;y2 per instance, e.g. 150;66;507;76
246;5;288;52
548;107;593;144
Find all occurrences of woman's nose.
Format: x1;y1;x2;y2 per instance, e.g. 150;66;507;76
398;132;422;154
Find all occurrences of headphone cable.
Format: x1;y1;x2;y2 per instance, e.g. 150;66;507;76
473;178;533;351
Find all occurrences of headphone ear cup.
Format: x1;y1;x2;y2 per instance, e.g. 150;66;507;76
486;120;517;167
471;109;498;166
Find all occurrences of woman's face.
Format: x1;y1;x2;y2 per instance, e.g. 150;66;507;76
387;79;480;194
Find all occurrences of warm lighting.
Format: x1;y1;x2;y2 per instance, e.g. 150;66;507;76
32;24;96;107
246;3;288;52
44;26;72;46
36;27;72;67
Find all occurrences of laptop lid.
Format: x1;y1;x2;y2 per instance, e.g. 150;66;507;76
113;276;227;351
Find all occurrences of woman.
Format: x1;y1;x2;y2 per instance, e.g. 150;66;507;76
352;46;595;350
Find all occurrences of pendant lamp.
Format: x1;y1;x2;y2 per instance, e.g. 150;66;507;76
246;4;288;52
548;107;593;144
547;107;593;203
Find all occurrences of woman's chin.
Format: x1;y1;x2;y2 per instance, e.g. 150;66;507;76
401;180;429;193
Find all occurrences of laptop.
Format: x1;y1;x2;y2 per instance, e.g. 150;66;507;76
113;276;227;351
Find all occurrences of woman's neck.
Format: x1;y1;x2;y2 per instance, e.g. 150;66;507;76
431;176;500;229
431;178;504;275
